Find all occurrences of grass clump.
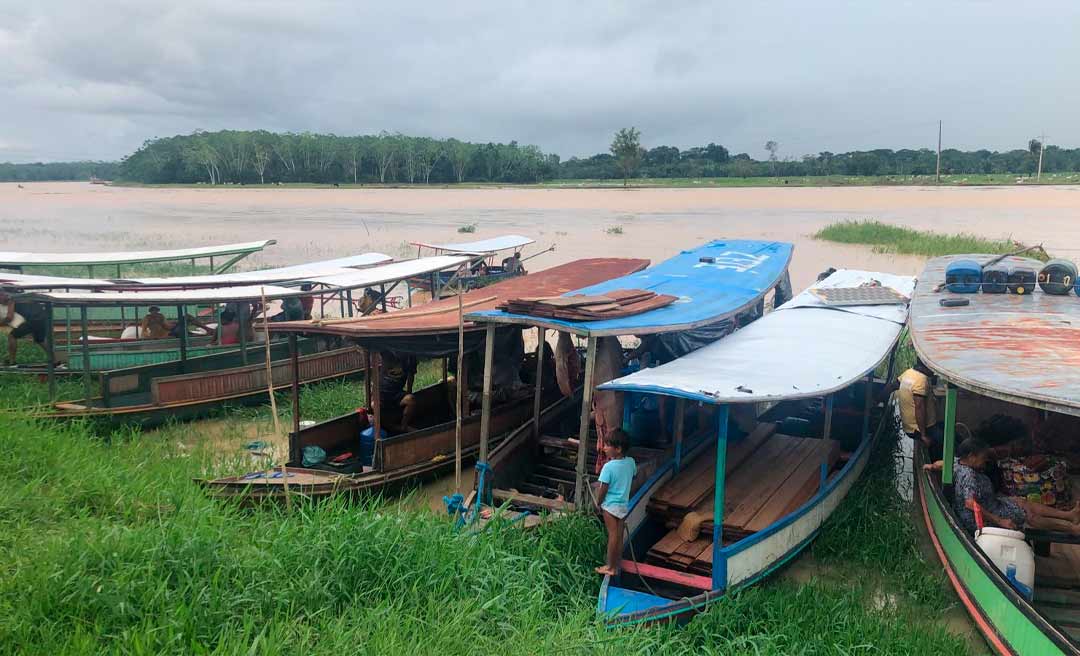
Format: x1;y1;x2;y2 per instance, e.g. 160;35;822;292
457;223;478;234
814;219;1048;260
605;225;624;236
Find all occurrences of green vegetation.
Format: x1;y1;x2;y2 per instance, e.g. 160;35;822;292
457;223;478;234
0;161;119;182
605;225;624;236
610;127;644;187
814;220;1049;259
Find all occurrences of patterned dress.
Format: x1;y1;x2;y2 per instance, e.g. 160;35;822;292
953;460;1027;534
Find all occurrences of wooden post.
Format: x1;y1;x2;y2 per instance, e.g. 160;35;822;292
822;394;834;441
379;284;388;312
372;351;383;468
364;353;372;408
176;305;188;374
238;305;249;365
711;404;730;591
346;289;354;317
942;386;958;495
532;327;545;440
673;397;686;470
288;333;301;465
478;325;496;463
79;306;92;403
260;288;280;435
454;289;465;494
574;336;598;508
45;302;56;402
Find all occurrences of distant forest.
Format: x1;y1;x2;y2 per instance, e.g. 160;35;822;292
0;161;120;182
5;129;1080;184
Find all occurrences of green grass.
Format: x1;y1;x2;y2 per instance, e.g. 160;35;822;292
814;219;1049;260
457;223;478;234
0;360;978;654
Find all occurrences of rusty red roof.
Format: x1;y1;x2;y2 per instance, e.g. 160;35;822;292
910;254;1080;416
269;258;650;339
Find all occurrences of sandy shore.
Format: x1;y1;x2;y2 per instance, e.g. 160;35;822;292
5;182;1080;291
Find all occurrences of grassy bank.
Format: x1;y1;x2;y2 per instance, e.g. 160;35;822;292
814;220;1049;259
0;363;978;655
110;171;1080;190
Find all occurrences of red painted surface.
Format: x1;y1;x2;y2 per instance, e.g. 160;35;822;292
268;258;649;338
620;559;713;591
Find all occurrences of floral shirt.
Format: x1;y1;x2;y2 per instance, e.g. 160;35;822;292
953;460;1026;534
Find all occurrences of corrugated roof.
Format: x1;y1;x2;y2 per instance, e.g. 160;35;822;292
911;254;1080;416
600;270;912;403
0;240;276;267
467;240;793;337
410;234;534;254
268;258;650;339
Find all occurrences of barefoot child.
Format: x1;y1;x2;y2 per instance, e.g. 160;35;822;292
595;429;635;576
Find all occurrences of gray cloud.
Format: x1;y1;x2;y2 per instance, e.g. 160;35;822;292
1;0;1078;162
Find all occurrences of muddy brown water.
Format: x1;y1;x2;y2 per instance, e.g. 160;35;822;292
9;181;1069;651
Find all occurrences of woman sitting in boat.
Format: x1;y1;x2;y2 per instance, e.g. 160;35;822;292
380;351;418;431
924;438;1080;535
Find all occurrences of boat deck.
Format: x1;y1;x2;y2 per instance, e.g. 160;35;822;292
643;423;840;575
1035;537;1080;643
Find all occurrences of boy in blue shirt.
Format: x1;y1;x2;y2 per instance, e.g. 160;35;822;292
595;429;636;576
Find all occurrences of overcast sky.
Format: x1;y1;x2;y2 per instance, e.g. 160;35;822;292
1;1;1078;162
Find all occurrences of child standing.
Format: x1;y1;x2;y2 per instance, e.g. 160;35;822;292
594;429;636;576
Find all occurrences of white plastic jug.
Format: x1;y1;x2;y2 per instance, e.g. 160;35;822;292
976;527;1035;600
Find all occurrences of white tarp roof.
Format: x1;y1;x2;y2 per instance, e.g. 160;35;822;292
124;252;394;287
0;240;276;267
410;234;534;254
599;270;913;404
24;255;471;305
0;272;119;289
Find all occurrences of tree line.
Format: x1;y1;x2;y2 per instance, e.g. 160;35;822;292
6;130;1080;184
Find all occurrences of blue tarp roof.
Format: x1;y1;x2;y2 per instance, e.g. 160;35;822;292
466;240;793;337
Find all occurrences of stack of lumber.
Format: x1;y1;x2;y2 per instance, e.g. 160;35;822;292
498;289;676;321
645;425;841;575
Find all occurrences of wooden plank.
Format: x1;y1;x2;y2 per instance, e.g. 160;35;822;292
492;488;574;512
620;560;713;590
724;438;818;529
746;439;841;531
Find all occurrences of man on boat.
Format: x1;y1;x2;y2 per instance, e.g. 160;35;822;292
502;252;524;275
139;306;171;339
924;438;1080;535
0;292;49;365
380;351;418;431
896;359;943;459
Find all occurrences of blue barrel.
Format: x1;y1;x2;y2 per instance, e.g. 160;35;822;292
1008;266;1036;295
359;426;386;466
946;259;982;293
981;263;1009;294
1039;259;1078;295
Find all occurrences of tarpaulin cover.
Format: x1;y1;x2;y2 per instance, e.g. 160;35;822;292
468;240;793;337
599;270;913;403
0;240;276;267
410;235;534;254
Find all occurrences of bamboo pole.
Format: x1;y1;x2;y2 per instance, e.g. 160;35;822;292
532;327;545;440
574;336;598;508
478;324;496;463
454;284;465;494
260;287;288;507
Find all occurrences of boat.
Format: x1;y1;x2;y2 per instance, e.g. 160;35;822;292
18;256;474;424
464;240;795;522
590;269;912;626
408;235;540;298
911;254;1080;655
202;258;650;501
0;240;277;277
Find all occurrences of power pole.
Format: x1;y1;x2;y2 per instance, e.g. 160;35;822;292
935;120;942;184
1037;132;1048;182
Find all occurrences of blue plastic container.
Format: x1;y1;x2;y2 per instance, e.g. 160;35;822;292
981;263;1009;294
946;259;982;293
359;426;386;466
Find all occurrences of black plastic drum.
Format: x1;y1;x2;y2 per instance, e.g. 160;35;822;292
1008;267;1037;295
982;263;1009;294
1038;258;1078;295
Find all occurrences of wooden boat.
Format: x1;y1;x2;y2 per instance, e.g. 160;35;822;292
465;239;795;517
202;258;651;501
912;254;1080;655
407;235;537;298
592;270;912;626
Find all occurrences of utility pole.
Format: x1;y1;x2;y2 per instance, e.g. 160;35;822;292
935;120;942;184
1037;132;1048;182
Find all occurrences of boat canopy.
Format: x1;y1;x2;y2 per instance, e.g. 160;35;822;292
0;252;395;291
269;258;649;355
0;240;276;268
21;255;472;306
599;270;913;403
467;240;793;337
410;235;535;254
911;254;1080;416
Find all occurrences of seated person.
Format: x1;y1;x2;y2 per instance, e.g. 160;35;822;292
299;284;315;320
1;293;49;365
379;352;418;431
990;412;1080;470
357;288;382;315
896;359;943;459
217;310;241;345
139;306;171;339
470;261;489;277
501;252;524;275
924;437;1080;535
270;296;305;322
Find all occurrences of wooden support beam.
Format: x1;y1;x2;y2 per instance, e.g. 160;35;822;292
575;336;598;508
79;306;92;403
372;351;383;469
289;333;301;465
45;302;55;402
942;385;958;496
621;559;713;591
177;304;188;374
674;397;686;470
493;488;574;512
822;394;834;441
532;327;545;440
479;325;496;462
711;404;730;591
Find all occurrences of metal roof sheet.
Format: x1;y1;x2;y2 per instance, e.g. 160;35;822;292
911;254;1080;416
0;240;276;267
599;270;912;403
409;234;535;254
466;240;793;337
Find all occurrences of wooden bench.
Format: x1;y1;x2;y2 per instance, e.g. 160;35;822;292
1027;529;1080;557
620;559;713;591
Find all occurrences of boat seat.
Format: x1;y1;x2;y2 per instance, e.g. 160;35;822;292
620;559;712;591
1027;529;1080;557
